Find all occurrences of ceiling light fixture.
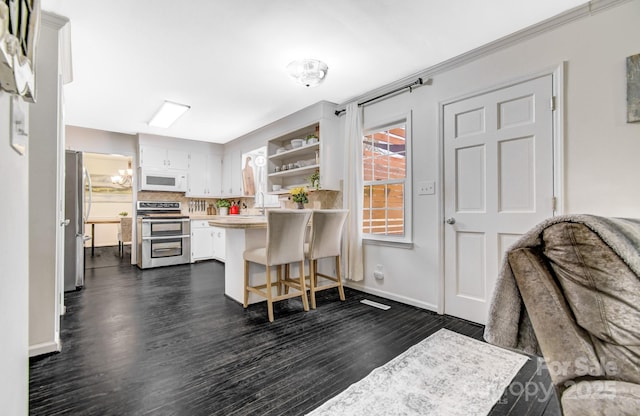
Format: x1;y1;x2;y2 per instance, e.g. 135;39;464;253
148;100;190;128
111;168;133;186
286;59;328;87
111;160;133;187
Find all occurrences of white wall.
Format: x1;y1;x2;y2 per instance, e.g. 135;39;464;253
138;132;224;155
0;92;29;415
67;127;225;170
66;125;137;156
224;101;337;154
344;1;640;310
29;13;68;356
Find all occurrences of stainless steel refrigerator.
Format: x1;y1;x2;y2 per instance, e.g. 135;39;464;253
64;150;91;291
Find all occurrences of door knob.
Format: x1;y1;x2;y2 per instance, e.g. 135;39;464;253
445;217;456;225
61;219;70;226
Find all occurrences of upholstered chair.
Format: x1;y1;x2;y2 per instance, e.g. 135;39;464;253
503;218;640;415
243;209;312;322
304;209;349;309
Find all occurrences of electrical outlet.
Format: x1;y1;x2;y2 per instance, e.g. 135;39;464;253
373;264;384;280
417;181;435;195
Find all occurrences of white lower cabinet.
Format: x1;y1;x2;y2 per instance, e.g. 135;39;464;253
191;220;225;262
191;220;214;262
212;227;226;262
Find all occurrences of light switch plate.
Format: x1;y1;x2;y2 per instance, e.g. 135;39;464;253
10;95;28;155
417;181;435;195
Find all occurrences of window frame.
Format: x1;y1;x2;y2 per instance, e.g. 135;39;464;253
361;112;413;245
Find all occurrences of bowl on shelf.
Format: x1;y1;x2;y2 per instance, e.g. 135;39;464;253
298;159;315;167
272;185;282;191
291;139;305;148
276;147;286;154
306;137;319;144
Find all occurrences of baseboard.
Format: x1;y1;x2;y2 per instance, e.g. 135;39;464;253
29;340;61;357
344;282;438;312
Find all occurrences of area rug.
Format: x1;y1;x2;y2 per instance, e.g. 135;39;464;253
306;328;528;416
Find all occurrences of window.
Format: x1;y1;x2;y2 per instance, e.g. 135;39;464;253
362;118;411;243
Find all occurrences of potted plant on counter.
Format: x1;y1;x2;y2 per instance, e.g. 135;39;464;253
289;187;309;209
216;199;231;216
307;169;320;190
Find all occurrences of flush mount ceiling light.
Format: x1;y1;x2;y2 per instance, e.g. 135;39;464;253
286;59;328;87
148;100;190;128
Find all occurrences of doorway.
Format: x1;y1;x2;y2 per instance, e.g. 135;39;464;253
83;152;134;269
442;74;557;324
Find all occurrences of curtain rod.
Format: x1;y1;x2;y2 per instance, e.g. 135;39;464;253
334;77;429;116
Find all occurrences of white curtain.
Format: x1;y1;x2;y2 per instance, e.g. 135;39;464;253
343;101;364;281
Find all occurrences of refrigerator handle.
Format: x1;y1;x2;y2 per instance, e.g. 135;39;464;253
83;166;92;222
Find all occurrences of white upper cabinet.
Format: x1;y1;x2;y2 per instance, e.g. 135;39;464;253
139;145;166;169
187;152;222;197
221;149;243;197
207;153;222;196
139;144;189;170
166;149;190;170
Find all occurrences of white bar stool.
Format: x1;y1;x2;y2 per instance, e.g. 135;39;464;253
243;209;312;322
305;209;349;309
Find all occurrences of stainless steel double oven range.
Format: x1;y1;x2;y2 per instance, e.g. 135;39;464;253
137;201;190;269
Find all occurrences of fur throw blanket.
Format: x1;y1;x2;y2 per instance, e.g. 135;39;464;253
484;214;640;355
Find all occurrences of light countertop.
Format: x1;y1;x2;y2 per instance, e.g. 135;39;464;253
189;215;220;220
207;215;267;229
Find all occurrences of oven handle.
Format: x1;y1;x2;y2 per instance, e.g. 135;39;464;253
142;234;191;241
141;218;190;223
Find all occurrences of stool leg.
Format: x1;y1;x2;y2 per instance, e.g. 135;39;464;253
276;265;282;296
310;259;317;309
243;260;249;308
284;264;290;295
299;260;309;312
336;256;345;301
265;265;274;322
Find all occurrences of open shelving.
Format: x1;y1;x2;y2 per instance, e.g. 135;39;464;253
264;103;341;195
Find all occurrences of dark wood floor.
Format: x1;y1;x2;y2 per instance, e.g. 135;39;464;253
30;247;560;415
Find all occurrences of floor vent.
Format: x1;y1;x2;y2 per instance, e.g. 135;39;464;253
360;299;391;310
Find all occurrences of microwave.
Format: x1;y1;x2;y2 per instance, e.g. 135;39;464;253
138;168;187;192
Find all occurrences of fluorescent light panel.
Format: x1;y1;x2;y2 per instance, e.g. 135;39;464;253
148;100;190;128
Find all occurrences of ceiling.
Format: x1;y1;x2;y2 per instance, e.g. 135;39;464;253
41;0;588;144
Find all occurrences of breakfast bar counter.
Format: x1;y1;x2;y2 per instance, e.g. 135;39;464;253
207;215;267;229
208;216;268;305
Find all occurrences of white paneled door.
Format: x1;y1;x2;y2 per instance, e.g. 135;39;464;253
443;74;555;324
